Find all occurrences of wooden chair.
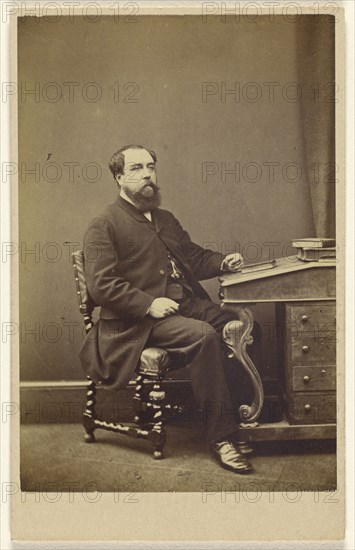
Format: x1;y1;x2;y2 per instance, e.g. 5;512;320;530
72;250;183;459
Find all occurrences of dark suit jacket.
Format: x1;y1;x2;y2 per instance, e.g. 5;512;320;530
79;195;224;389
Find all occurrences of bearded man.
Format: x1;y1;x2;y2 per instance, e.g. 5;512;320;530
80;144;256;473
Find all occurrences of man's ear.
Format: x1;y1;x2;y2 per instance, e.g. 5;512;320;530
115;175;121;186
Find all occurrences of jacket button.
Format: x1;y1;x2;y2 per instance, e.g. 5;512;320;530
159;269;165;275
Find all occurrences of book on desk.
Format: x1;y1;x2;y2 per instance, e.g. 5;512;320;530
291;237;336;262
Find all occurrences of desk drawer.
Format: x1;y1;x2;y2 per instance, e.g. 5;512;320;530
292;365;336;392
291;336;336;365
287;393;337;424
288;303;336;334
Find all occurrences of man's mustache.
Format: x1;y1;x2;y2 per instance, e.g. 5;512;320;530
142;181;160;191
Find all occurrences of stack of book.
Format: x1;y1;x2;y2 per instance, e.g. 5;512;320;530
292;238;336;262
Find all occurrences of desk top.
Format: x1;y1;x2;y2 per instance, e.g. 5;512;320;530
219;256;336;303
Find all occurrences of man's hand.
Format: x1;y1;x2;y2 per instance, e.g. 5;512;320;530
147;297;180;319
222;253;244;272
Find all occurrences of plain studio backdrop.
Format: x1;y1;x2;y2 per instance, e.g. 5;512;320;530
17;15;335;385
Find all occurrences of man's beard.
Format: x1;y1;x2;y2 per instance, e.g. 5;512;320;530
122;182;161;212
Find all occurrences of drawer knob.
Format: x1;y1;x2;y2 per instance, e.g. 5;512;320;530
304;404;311;411
303;375;310;383
302;345;310;353
301;315;309;323
321;369;326;374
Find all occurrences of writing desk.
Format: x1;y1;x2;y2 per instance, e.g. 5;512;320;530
219;256;336;441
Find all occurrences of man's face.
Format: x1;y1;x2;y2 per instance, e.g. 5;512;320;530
117;148;160;211
118;148;157;195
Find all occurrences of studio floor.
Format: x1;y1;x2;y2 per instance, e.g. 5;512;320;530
20;421;337;493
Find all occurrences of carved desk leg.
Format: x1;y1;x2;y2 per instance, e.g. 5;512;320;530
222;306;264;424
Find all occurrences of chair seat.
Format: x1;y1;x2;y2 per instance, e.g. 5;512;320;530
138;347;171;377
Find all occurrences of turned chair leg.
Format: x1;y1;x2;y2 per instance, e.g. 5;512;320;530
133;374;151;426
147;379;167;459
83;377;97;443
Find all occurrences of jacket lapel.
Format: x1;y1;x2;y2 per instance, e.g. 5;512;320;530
152;211;193;277
152;209;166;234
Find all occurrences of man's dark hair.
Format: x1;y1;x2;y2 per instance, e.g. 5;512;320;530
109;144;157;181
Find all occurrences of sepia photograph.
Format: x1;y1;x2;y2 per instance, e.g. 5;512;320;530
2;0;351;544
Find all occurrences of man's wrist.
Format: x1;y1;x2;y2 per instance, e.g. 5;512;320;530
145;297;156;317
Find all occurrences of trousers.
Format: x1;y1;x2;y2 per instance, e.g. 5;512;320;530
146;293;247;444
